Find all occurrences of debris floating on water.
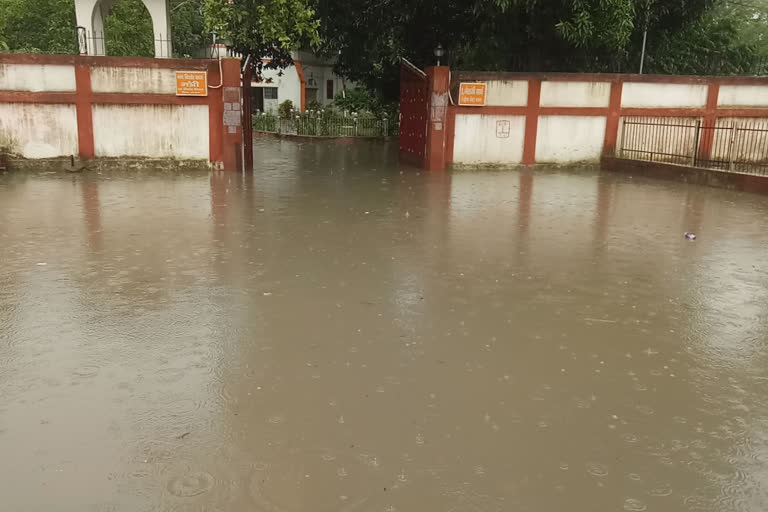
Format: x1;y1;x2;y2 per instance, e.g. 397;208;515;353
684;232;696;240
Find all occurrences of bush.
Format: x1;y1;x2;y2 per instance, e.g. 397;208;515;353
334;87;380;114
278;100;294;119
306;99;323;111
253;112;277;132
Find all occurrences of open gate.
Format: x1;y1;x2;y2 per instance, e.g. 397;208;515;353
241;55;255;172
399;58;429;167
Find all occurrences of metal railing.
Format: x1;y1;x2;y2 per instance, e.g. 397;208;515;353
77;29;174;58
253;112;396;137
619;117;768;176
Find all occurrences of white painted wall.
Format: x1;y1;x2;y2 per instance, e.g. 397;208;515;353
301;63;346;107
91;66;177;94
92;104;209;158
0;64;76;92
0;104;79;158
484;80;528;106
452;114;525;165
718;85;768;107
540;81;610;108
256;63;349;111
621;82;708;108
258;66;301;111
535;116;606;163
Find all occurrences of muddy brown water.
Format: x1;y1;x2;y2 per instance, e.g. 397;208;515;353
2;138;768;511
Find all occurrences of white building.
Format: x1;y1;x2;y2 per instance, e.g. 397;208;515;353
251;50;350;113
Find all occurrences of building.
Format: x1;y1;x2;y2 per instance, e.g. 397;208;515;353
251;50;350;113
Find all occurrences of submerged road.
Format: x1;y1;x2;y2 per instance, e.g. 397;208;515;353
2;138;768;511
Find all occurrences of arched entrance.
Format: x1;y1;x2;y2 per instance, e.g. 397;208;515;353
74;0;172;57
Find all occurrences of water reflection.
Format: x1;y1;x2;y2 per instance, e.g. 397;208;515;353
1;138;768;511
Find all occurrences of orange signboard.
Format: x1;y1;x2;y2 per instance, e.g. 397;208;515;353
458;82;487;106
176;71;208;97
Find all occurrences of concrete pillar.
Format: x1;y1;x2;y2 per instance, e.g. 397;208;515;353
74;0;172;58
425;66;450;171
75;0;96;53
144;0;173;58
220;58;244;171
90;3;106;55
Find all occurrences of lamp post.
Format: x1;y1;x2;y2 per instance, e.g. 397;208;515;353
434;44;445;66
210;31;219;59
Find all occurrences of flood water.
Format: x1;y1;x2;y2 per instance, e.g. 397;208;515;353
2;139;768;511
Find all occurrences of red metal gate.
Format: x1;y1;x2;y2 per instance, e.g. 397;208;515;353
241;55;255;172
399;58;428;167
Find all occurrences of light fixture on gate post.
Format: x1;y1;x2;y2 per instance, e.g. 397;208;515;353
210;31;219;58
434;43;445;66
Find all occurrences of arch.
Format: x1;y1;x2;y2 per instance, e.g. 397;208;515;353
104;0;155;57
75;0;171;57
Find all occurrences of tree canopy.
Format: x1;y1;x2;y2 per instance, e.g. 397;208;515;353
203;0;320;71
1;0;765;99
0;0;76;53
314;0;767;98
0;0;206;57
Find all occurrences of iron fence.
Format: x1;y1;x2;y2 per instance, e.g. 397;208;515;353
253;112;396;137
78;30;174;58
618;117;768;176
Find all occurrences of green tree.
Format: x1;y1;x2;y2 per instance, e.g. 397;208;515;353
0;0;76;53
718;0;768;56
104;0;154;57
0;0;206;57
203;0;320;73
313;0;751;99
170;0;207;57
640;10;760;75
105;0;206;57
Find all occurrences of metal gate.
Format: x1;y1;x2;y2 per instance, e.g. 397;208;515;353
619;117;768;176
399;58;428;166
241;55;255;172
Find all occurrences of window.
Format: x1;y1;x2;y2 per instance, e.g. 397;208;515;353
326;80;334;100
263;87;278;100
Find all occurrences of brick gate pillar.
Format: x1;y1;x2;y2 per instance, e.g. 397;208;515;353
425;66;450;171
220;58;243;171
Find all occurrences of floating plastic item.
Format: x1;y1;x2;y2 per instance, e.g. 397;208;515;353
684;232;696;240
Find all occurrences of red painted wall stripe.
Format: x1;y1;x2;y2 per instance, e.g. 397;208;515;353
453;105;527;116
698;83;720;159
451;70;768;86
619;107;706;117
539;106;609;116
522;79;541;165
0;52;212;70
74;64;95;159
602;80;623;155
294;60;306;112
0;91;76;103
90;93;211;105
